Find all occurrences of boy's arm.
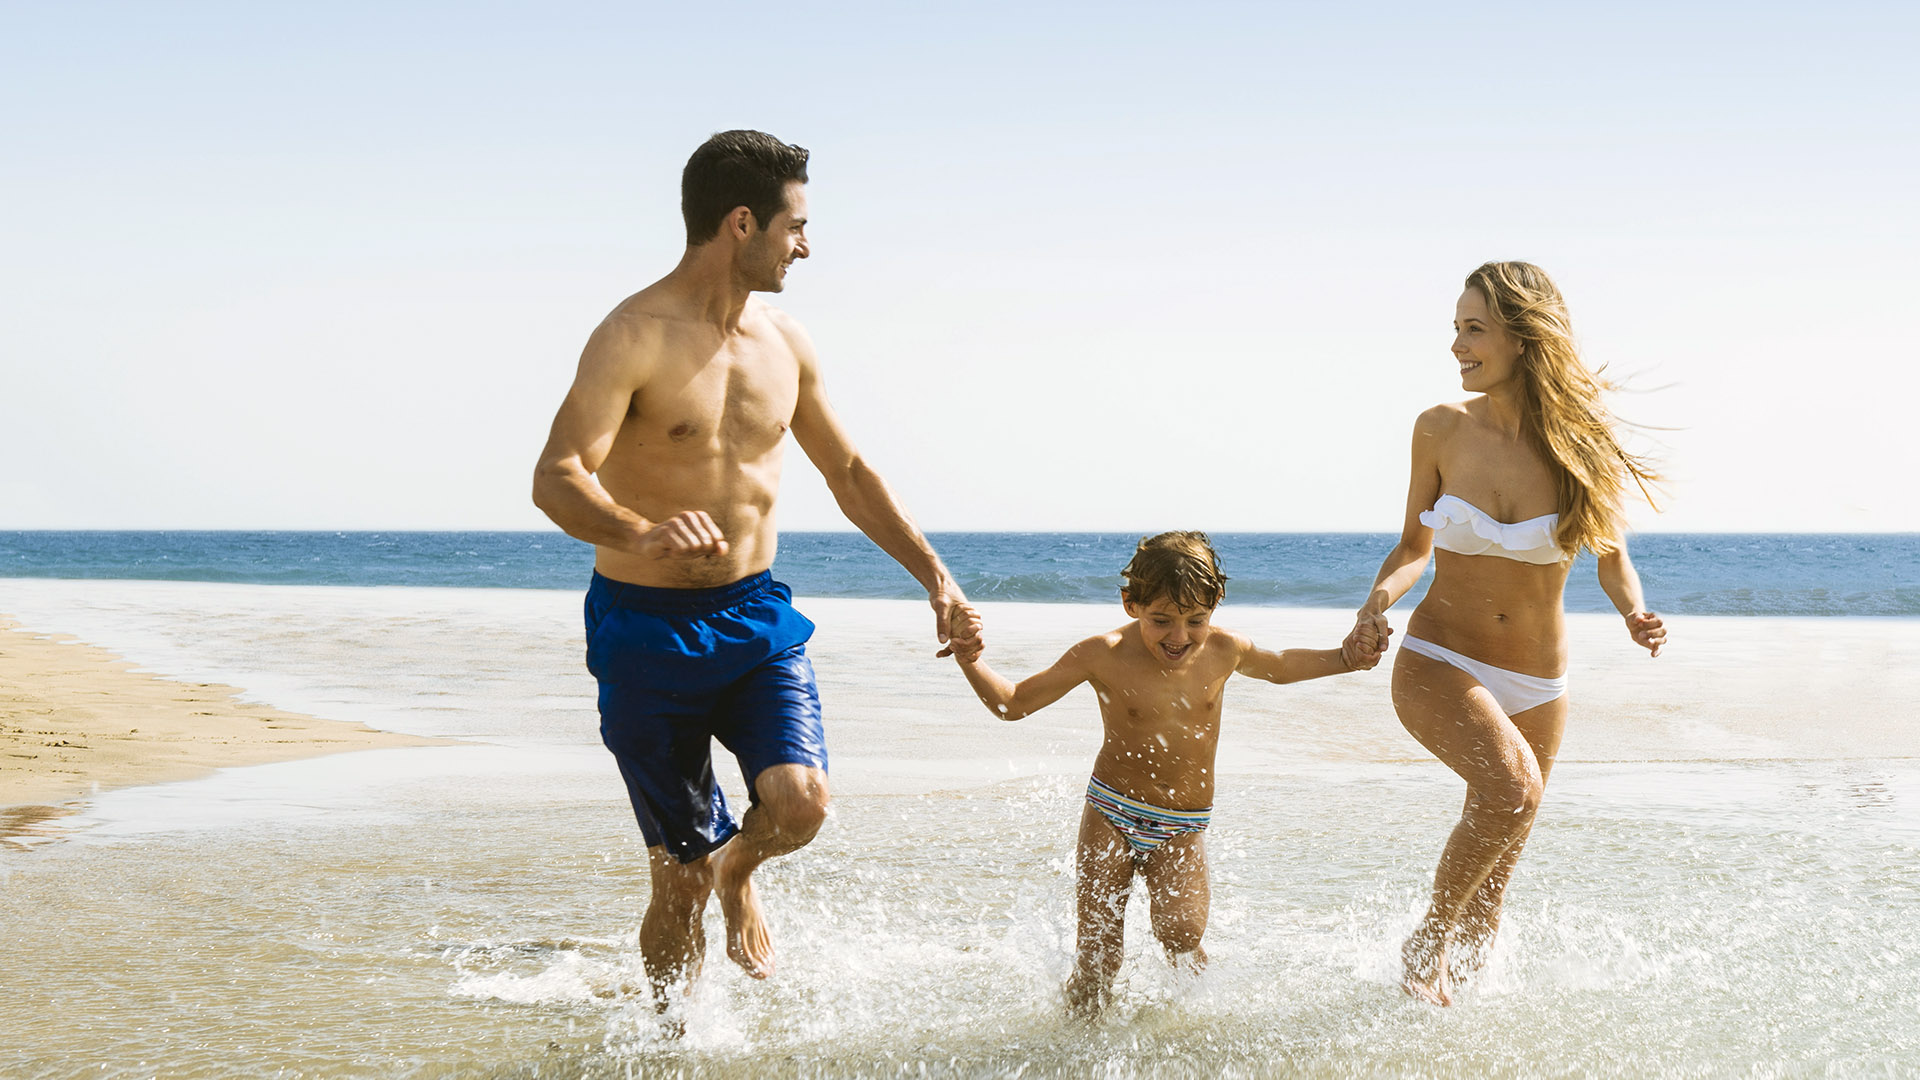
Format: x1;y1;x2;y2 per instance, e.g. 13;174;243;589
956;638;1097;721
1233;631;1360;685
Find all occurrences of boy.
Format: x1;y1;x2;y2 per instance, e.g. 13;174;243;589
948;531;1382;1017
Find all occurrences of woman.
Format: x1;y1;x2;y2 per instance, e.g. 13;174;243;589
1347;261;1666;1006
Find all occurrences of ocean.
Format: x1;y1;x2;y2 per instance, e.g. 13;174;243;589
3;529;1918;616
2;534;1918;1077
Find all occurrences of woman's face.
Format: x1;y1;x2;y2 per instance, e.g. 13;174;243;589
1452;287;1525;393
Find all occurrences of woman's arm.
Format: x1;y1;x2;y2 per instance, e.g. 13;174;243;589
1597;542;1666;657
1346;409;1447;662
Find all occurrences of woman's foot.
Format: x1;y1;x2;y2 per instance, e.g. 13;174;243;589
1401;924;1453;1006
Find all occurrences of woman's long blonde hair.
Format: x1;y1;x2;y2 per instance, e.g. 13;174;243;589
1466;261;1659;556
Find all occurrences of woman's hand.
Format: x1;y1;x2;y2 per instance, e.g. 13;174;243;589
1626;611;1666;657
1343;612;1393;670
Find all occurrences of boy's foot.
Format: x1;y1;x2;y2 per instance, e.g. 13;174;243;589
1401;927;1453;1006
708;843;773;979
1167;944;1208;975
1063;971;1112;1021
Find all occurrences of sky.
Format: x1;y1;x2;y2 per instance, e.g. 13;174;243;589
3;2;1915;533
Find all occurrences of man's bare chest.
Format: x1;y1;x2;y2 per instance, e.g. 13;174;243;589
627;354;800;457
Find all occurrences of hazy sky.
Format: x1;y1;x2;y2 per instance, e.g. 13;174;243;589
4;2;1915;532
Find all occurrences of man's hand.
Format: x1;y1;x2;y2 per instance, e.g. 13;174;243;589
636;510;730;560
1626;611;1666;657
934;593;983;662
1342;612;1392;671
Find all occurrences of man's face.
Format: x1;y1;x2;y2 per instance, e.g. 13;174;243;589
741;180;810;292
1123;595;1217;667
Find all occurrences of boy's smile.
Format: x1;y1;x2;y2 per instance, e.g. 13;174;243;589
1124;596;1216;667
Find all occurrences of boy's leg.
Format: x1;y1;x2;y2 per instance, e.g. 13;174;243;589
1067;802;1137;1019
1141;830;1210;973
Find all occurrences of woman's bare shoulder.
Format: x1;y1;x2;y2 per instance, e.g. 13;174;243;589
1412;401;1474;447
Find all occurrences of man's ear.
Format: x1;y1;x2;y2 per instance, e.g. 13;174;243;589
726;205;755;240
1121;590;1138;618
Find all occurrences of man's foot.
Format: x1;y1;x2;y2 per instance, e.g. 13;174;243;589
1401;926;1453;1006
708;842;773;979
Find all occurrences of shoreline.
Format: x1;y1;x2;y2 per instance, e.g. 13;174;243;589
0;616;441;828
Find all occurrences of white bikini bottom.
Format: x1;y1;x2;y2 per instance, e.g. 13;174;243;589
1399;635;1567;717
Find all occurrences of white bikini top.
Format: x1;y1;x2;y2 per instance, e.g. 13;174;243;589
1420;494;1567;565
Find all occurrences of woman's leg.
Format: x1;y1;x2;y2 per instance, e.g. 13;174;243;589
1065;801;1138;1019
1391;648;1555;1005
1451;693;1567;980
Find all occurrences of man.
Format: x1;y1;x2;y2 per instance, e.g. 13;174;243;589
531;130;978;1013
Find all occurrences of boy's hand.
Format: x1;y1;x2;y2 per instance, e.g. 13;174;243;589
938;602;985;662
1626;611;1665;657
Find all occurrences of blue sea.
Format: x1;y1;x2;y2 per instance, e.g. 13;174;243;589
2;529;1916;616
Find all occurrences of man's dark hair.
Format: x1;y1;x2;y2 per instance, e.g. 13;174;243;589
681;130;810;245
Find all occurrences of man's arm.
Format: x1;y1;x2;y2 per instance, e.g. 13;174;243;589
531;314;727;559
783;317;974;656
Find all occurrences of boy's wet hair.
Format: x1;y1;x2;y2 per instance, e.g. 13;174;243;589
1120;531;1228;611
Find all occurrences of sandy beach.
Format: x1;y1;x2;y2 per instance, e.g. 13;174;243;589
0;615;437;827
1;580;1916;1077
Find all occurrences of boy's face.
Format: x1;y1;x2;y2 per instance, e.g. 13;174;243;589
1123;595;1217;667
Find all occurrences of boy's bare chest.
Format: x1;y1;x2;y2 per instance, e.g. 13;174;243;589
1093;671;1225;736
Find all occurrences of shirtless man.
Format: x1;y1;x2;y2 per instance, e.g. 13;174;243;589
531;130;978;1014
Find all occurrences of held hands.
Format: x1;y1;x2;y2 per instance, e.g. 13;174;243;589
1342;611;1393;671
637;510;730;560
935;597;984;662
1626;611;1666;657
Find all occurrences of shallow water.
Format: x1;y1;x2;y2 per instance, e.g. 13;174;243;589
2;581;1918;1077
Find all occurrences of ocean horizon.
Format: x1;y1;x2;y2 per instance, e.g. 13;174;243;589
3;529;1918;617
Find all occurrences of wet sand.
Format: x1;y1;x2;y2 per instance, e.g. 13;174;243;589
0;616;438;830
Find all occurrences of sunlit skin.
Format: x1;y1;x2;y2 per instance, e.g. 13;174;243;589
531;178;980;1020
951;595;1373;1019
1342;285;1666;1005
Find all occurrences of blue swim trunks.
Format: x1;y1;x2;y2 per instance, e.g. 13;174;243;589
584;569;826;864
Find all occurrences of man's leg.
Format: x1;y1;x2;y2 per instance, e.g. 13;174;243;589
640;843;714;1019
707;762;830;978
